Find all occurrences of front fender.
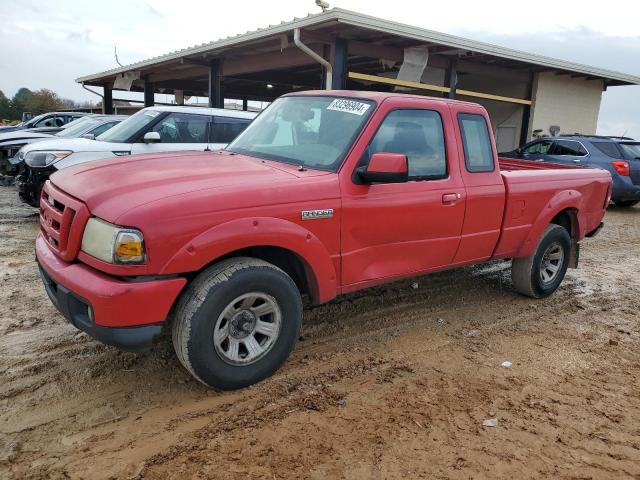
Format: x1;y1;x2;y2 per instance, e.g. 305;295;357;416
160;217;338;303
516;189;583;258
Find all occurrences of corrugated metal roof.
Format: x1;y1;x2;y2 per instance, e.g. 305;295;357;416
76;8;640;86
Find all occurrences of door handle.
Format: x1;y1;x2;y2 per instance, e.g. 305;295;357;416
573;159;581;163
442;193;462;205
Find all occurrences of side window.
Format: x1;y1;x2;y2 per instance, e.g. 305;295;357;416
522;140;553;155
89;122;117;137
34;115;64;128
211;116;252;143
552;140;587;156
151;113;208;143
365;109;447;180
591;141;622;158
458;113;495;172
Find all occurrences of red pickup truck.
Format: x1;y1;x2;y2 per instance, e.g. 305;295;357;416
36;91;611;389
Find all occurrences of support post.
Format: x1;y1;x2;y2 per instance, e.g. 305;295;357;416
242;98;248;111
208;59;223;108
520;73;535;146
103;85;113;114
445;59;458;99
331;37;348;90
144;79;154;107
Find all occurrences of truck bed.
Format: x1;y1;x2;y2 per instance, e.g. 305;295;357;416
498;157;581;171
495;157;611;259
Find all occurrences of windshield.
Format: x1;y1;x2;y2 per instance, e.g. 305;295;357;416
619;142;640;160
227;96;375;171
55;117;96;138
96;109;161;143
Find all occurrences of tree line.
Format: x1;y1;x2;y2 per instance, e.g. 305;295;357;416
0;88;98;121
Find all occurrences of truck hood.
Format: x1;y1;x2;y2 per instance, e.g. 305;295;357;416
50;150;330;222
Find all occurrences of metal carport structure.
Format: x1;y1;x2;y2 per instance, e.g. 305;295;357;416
76;8;640;147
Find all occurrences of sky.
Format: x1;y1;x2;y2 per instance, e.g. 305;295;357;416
1;0;640;138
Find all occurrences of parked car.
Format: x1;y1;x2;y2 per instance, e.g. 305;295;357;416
16;106;256;206
0;115;126;175
0;112;90;134
35;91;611;390
500;135;640;207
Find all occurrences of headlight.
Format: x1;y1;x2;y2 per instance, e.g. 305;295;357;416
81;218;146;264
24;150;72;167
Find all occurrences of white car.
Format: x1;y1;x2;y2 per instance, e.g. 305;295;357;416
1;115;126;175
16;106;257;206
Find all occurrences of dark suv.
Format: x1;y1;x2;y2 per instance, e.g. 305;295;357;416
501;135;640;208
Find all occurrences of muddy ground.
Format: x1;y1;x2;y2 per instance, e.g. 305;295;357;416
0;184;639;480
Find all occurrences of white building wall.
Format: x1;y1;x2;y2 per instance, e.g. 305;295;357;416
530;72;604;137
456;74;528;152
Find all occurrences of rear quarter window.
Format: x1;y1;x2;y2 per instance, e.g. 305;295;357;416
458;113;495;172
212;116;252;143
591;141;622;158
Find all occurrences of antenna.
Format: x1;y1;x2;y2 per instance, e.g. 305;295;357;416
114;46;124;67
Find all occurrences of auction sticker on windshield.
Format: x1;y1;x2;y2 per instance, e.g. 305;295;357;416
327;99;371;116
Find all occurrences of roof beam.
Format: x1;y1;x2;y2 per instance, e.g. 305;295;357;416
147;65;207;82
348;71;532;105
348;40;404;62
223;45;324;76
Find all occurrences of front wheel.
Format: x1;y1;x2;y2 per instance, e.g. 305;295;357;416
511;224;571;298
172;257;302;390
613;199;639;208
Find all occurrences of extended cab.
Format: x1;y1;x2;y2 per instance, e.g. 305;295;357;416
35;91;611;390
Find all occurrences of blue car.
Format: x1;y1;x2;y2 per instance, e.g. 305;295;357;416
501;135;640;208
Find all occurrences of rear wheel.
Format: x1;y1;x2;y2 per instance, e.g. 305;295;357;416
613;200;639;208
511;224;571;298
172;257;302;390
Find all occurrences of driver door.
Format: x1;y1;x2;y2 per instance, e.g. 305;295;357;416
130;112;211;155
340;104;466;286
546;139;589;165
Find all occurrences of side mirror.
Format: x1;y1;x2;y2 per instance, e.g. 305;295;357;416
356;152;408;184
143;131;161;144
81;133;95;140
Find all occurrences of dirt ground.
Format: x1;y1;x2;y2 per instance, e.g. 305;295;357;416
1;185;639;480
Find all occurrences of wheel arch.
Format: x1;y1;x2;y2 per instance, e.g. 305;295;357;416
516;190;583;258
550;207;579;240
160;217;338;304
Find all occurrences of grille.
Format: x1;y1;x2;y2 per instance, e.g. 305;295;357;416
39;182;89;262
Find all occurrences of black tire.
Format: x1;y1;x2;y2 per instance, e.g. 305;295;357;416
511;224;571;299
613;199;639;208
172;257;302;390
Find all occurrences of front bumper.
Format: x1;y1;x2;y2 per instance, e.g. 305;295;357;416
36;233;187;352
17;167;53;207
